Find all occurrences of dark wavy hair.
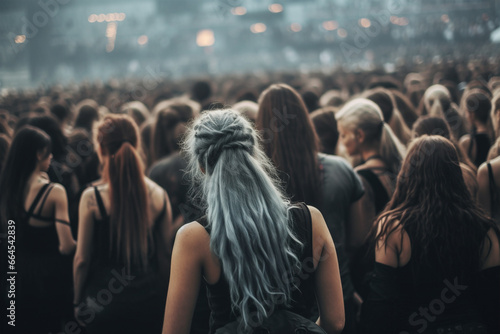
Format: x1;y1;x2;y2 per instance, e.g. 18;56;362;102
0;126;51;227
257;83;321;207
375;136;497;283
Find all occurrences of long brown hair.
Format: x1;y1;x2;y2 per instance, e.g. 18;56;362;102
375;136;496;283
256;83;321;206
97;114;150;272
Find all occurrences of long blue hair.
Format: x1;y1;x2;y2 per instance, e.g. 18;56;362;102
184;109;303;329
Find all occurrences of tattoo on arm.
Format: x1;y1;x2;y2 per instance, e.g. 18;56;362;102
87;193;97;210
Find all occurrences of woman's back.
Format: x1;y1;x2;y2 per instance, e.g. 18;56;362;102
478;156;500;225
198;203;317;333
362;136;500;334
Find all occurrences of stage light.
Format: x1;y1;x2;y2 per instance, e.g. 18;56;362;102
269;4;283;13
196;29;215;47
138;35;148;46
97;14;106;23
337;28;347;38
250;23;267;33
359;18;371;28
290;23;302;32
231;7;247;15
15;35;26;44
441;14;450;23
88;14;97;23
322;20;338;31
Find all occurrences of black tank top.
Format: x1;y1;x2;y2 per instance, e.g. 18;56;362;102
197;203;318;334
470;133;491;167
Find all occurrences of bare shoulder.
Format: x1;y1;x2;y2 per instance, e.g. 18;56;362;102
49;183;68;204
174;222;210;252
145;177;168;208
459;134;471;147
80;186;98;214
306;205;329;242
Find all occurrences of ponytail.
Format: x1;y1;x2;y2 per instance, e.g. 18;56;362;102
380;123;406;175
186;110;302;330
106;142;150;273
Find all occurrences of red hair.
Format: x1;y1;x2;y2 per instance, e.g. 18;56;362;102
97;114;150;272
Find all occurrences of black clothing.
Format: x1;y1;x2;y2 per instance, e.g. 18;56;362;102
16;183;73;334
197;203;318;334
80;187;168;334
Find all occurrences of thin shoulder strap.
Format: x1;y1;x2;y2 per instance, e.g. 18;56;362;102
154;192;168;226
26;183;51;217
36;184;55;215
357;169;390;213
297;202;313;259
94;186;107;218
487;162;497;216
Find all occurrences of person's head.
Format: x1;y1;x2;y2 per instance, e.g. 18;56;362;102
319;89;345;108
0;134;11;175
191;80;212;103
26;115;67;161
256;83;320;206
50;101;71;126
74;99;100;134
376;136;495;282
463;89;491;127
390;89;418;129
310;107;339;155
491;92;500;138
364;88;411;144
185;109;302;329
411;116;476;171
423;85;452;117
412;116;452;140
0;126;51;224
152;108;185;162
336;98;405;173
96;114;149;272
232;100;258;123
301;90;320;113
120;101;150;127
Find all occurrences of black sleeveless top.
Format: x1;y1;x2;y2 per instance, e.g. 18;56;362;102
470;133;491;167
89;186;166;274
356;168;391;214
487;163;500;224
197;203;318;334
15;183;73;332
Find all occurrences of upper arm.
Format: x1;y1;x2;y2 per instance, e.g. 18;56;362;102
477;163;491;215
52;184;76;254
459;135;471;156
162;223;205;334
75;188;96;264
481;228;500;269
348;175;375;249
309;206;345;333
374;220;411;268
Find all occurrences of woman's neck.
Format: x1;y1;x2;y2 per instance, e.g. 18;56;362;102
361;149;381;162
474;123;487;133
28;168;44;186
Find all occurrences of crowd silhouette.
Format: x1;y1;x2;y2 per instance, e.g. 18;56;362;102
1;59;500;334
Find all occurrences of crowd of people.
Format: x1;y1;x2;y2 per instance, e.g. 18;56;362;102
0;59;499;334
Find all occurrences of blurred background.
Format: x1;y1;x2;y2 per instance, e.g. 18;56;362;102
1;0;500;89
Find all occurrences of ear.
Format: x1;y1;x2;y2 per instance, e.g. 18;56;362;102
36;149;46;162
356;128;366;144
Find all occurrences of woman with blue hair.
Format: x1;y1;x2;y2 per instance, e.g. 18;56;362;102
162;109;345;334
